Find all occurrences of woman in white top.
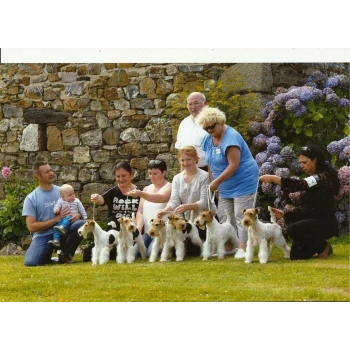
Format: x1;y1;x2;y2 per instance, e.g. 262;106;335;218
128;159;171;256
158;145;215;222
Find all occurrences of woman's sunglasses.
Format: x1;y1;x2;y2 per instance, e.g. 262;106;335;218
203;123;216;132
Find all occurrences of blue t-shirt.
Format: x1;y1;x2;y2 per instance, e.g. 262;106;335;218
22;185;60;237
202;126;259;198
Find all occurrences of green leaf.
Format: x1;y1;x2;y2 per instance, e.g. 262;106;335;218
312;113;324;121
303;128;313;137
308;101;316;113
295;127;303;134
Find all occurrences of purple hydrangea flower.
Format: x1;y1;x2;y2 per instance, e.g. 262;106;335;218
275;167;290;178
323;87;334;95
327;141;343;155
289;191;301;204
338;198;349;211
261;120;272;133
248;121;261;135
342;145;350;160
261;182;274;195
267;110;279;121
259;162;274;175
339;98;350;107
326;93;340;105
285;98;302;112
267;142;282;155
338;74;350;90
274;185;282;197
255;152;268;166
280;146;295;161
266;127;275;137
338;166;350;186
274;93;288;106
253;134;268;148
311;87;324;100
325;76;339;88
342;136;350;147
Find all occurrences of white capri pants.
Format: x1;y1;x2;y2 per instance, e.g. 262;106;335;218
217;193;256;244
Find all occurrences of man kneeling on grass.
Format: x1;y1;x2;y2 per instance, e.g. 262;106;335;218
22;161;84;266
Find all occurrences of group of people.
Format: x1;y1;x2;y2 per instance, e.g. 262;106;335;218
22;92;340;266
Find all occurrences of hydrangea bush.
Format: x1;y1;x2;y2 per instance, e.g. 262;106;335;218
249;71;350;235
0;166;38;245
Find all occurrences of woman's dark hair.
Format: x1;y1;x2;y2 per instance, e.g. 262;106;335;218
147;159;167;172
299;145;339;192
113;161;133;174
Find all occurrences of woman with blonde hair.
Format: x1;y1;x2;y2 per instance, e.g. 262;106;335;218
196;107;259;259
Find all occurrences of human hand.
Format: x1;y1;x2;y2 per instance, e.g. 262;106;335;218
209;180;219;192
270;207;284;219
70;213;81;223
174;204;187;215
59;206;71;219
127;189;140;198
90;193;101;203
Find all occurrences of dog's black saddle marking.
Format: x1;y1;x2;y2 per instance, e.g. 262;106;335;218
133;228;140;241
108;234;116;245
182;222;192;234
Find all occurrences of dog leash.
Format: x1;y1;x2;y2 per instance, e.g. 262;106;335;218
252;178;260;208
207;185;217;209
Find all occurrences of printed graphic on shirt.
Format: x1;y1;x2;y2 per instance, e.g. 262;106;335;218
44;201;56;208
113;197;139;218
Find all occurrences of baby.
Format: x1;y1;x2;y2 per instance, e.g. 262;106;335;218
48;184;87;248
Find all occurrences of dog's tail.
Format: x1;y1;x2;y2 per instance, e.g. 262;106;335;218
268;206;277;223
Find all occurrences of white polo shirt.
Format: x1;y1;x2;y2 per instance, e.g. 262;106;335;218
175;115;208;167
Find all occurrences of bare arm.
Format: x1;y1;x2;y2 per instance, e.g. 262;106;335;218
136;197;145;232
90;193;105;205
259;175;282;185
210;146;240;192
25;206;70;233
128;184;171;203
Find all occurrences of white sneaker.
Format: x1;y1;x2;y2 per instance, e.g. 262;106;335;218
234;248;246;259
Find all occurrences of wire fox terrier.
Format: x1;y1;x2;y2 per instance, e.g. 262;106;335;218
147;217;167;262
194;210;239;260
242;206;290;264
78;220;118;265
160;213;203;262
117;216;147;264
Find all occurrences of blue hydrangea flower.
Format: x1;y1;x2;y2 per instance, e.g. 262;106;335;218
293;105;308;117
267;142;281;155
299;87;314;102
342;136;350;147
311;87;324;100
311;71;326;85
262;101;273;118
339;98;350;107
327;141;342;155
290;159;302;172
255;152;268;166
274;185;282;197
266;127;275;137
275;167;290;178
335;211;346;223
266;136;281;146
259;162;274;175
280;146;295;161
325;76;339;88
326;93;340;105
272;154;284;167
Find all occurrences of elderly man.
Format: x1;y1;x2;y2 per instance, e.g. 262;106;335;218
175;92;208;170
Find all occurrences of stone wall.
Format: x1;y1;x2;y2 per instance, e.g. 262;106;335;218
0;62;348;221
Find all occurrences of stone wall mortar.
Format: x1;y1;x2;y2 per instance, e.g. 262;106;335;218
0;62;348;221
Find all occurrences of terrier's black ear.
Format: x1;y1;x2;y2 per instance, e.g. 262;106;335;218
255;208;260;215
242;208;247;214
150;219;154;223
108;234;116;245
182;222;192;234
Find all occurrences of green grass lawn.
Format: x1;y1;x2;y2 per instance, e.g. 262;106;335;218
1;235;349;302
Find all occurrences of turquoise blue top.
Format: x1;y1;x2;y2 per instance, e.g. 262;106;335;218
202;126;259;198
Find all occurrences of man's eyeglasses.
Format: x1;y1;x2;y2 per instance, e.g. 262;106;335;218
187;101;203;107
203;123;216;132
